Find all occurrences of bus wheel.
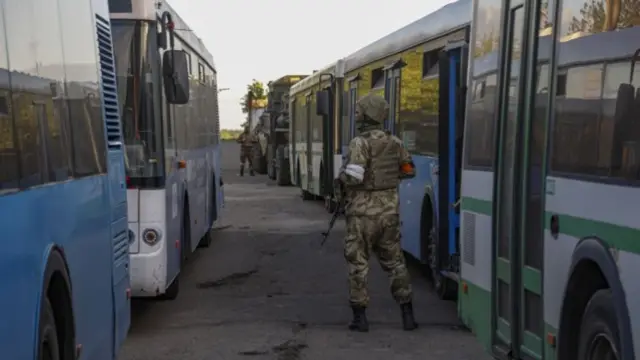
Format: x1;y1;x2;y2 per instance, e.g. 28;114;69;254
577;289;620;360
38;298;61;360
428;226;456;300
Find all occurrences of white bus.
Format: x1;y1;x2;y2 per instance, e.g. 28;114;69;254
110;0;223;299
459;0;640;358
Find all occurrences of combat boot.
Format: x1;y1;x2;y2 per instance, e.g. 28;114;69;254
348;306;369;332
249;168;255;176
400;302;418;331
239;166;244;176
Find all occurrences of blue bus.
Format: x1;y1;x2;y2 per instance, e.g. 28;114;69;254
336;0;471;299
0;0;130;359
110;0;223;300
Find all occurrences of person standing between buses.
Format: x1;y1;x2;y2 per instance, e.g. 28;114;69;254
236;125;257;176
335;93;418;332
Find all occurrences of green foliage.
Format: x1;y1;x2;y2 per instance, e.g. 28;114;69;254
567;0;640;34
239;80;268;114
220;129;242;140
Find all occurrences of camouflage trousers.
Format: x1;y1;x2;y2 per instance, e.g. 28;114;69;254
344;214;412;307
240;147;252;167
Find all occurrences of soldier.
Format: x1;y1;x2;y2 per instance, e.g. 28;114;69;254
236;126;256;176
336;93;417;332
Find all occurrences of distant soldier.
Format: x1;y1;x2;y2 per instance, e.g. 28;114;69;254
236;126;256;176
336;93;417;332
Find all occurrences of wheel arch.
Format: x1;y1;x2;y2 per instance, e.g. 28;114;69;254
419;186;437;263
36;244;76;359
557;236;634;360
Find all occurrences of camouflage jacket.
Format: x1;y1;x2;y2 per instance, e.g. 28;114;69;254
236;133;256;150
338;129;412;217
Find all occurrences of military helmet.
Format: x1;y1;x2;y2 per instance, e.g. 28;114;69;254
355;93;388;125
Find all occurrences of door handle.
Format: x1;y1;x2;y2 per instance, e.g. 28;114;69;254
550;214;560;238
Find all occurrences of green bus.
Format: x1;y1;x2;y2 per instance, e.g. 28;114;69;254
459;0;640;358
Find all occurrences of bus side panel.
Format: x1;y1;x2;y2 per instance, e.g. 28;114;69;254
458;169;494;350
133;189;170;296
399;155;438;260
184;147;210;251
0;179;115;360
164;174;182;290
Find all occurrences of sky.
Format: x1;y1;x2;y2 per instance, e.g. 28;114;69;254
168;0;456;130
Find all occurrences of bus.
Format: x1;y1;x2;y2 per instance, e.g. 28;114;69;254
295;2;475;276
337;0;471;299
0;0;130;358
110;0;223;300
289;62;345;209
266;75;307;185
458;0;640;358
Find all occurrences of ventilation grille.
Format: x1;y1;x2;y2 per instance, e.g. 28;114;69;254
95;15;122;150
462;211;476;265
113;230;129;263
212;81;220;139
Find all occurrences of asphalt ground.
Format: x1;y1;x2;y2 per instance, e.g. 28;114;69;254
117;140;491;360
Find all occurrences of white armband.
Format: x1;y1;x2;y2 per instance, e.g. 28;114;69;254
343;163;365;182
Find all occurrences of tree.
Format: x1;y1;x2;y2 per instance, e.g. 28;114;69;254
567;0;607;33
566;0;640;34
220;128;242;140
239;80;268;114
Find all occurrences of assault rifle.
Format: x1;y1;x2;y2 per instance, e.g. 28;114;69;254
320;197;344;246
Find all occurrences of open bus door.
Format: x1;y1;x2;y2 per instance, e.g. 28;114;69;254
315;80;335;205
432;40;468;300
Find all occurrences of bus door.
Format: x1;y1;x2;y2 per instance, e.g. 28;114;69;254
436;41;468;285
384;63;402;134
319;84;334;197
491;2;544;358
345;80;358;158
305;92;313;192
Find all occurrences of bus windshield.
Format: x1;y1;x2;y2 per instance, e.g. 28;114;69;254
112;20;164;179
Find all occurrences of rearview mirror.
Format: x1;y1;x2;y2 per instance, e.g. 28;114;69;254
163;50;190;104
316;90;330;116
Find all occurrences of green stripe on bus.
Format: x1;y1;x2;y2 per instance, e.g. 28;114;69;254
461;196;640;254
461;196;492;215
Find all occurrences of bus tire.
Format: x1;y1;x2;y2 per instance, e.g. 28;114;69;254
199;178;217;249
577;289;620;359
38;298;61;360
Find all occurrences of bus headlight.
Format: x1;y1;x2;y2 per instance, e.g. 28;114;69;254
142;229;161;245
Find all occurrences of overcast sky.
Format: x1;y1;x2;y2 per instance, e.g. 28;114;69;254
168;0;456;129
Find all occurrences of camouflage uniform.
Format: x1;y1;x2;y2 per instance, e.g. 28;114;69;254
337;93;418;332
236;128;256;176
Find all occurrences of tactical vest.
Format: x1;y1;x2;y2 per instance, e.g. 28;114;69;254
362;133;400;191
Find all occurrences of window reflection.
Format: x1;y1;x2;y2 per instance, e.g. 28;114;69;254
59;0;105;177
464;0;501;168
0;6;18;190
551;0;640;181
0;0;110;192
5;0;43;186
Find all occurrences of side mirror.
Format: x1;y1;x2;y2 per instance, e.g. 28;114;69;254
163;50;190;104
316;90;330;116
